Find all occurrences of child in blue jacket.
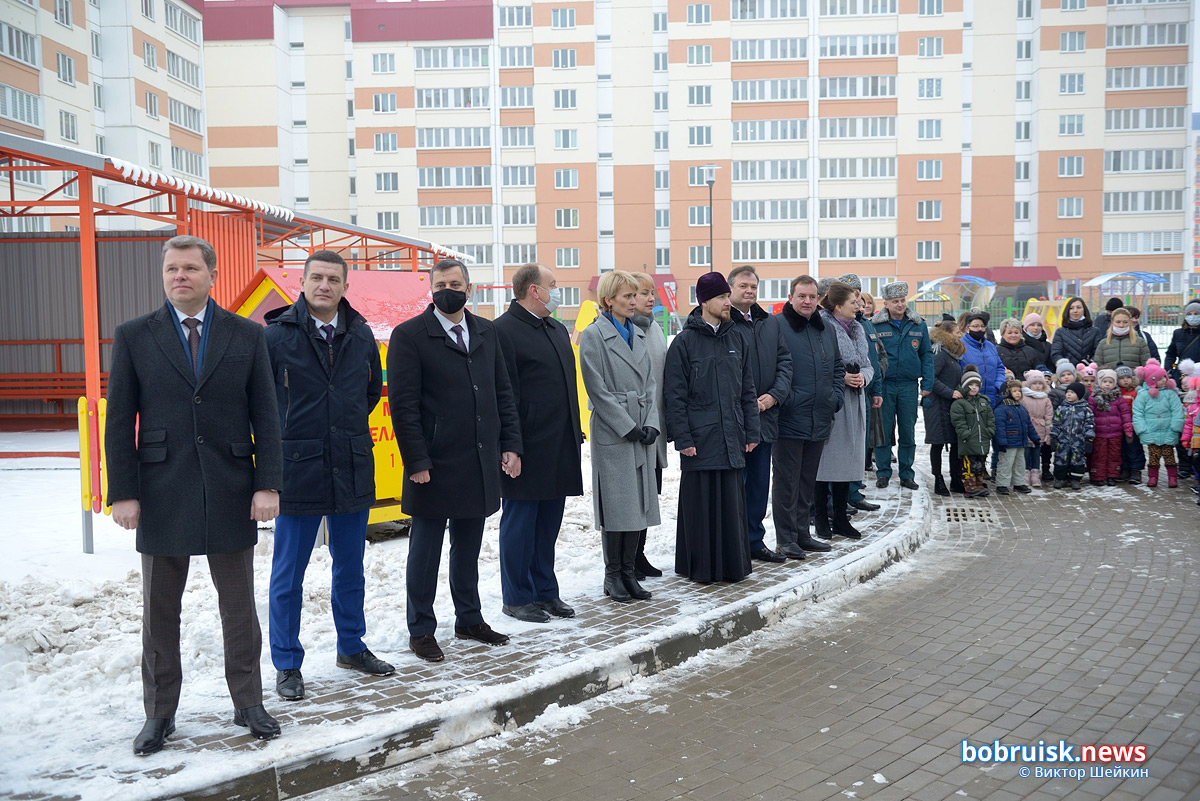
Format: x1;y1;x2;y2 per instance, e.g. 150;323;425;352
993;379;1040;495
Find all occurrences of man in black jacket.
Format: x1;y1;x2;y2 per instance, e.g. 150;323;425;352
107;235;283;754
664;273;761;583
728;265;792;562
387;259;522;663
264;251;392;703
494;263;584;623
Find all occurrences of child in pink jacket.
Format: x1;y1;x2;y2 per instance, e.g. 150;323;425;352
1088;368;1133;485
1021;370;1053;487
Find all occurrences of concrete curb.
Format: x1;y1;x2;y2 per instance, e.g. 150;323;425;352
165;489;934;801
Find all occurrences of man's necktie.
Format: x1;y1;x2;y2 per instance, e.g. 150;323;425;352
183;318;200;377
320;324;335;366
450;323;467;353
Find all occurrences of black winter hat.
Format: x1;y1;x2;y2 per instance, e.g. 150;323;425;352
1105;297;1124;312
1066;382;1087;400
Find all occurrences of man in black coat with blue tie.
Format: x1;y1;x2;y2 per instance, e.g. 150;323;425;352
387;259;523;663
106;235;284;755
494;263;585;623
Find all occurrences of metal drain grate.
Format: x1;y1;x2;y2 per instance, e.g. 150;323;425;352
943;505;999;524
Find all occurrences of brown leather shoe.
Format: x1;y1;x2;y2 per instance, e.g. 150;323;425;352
409;634;444;663
454;621;510;646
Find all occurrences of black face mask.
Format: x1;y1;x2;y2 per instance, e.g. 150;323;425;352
432;288;467;315
968;330;986;342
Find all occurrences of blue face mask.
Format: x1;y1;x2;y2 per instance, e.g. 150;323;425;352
1187;314;1200;327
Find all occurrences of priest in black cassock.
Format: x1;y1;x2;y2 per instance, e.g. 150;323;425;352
663;272;761;584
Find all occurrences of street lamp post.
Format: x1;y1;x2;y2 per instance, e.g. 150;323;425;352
704;163;719;273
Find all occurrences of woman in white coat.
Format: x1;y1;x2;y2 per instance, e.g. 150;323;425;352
815;281;874;540
578;270;661;603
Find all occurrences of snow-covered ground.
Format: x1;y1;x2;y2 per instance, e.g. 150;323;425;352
0;433;704;798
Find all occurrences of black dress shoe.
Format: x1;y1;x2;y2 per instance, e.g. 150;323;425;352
797;537;832;552
876;477;889;488
454;622;510;646
133;717;175;756
276;669;304;701
233;705;281;740
410;634;444;662
778;543;806;560
534;598;576;618
899;478;919;490
849;500;881;511
751;548;786;563
337;647;395;675
502;603;551;623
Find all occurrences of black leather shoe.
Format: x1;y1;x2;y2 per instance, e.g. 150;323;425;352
233;705;281;740
876;477;889;488
751;548;786;563
410;634;444;662
534;598;576;618
502;603;551;623
899;478;919;490
798;537;832;552
454;622;510;646
778;543;806;560
133;717;175;756
849;500;881;511
337;647;395;675
276;669;304;701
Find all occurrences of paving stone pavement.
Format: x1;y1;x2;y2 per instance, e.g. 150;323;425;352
307;478;1200;801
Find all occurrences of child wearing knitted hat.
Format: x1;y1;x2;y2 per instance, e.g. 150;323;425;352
1087;368;1133;486
1050;360;1077;409
1021;370;1054;486
1132;359;1185;488
1076;362;1098;395
1049;382;1095;490
950;365;995;498
1115;365;1145;483
993;380;1040;494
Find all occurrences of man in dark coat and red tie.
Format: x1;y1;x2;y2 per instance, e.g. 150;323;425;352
386;259;523;663
106;235;284;755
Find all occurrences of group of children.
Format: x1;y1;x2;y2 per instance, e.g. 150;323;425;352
949;357;1200;503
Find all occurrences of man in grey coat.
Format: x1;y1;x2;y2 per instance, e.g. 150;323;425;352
106;235;284;755
728;265;792;562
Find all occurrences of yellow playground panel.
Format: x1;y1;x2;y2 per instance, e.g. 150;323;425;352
232;267;433;524
1021;299;1070;342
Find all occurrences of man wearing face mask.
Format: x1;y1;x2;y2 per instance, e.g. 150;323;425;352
387;259;523;663
493;264;585;623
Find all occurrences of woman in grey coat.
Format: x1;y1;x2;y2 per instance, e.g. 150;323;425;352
578;270;661;603
814;282;874;540
630;272;668;579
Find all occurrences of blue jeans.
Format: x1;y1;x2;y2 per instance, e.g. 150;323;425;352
873;380;919;481
743;442;772;551
269;510;369;670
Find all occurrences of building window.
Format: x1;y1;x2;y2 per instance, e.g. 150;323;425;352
503;205;537;226
653;91;668;111
1061;0;1084;8
504;244;538;264
554;89;577;110
918;0;942;14
1058;197;1083;218
1057;238;1082;259
1014;201;1030;221
916;241;941;261
551;8;575;28
170;145;204;177
1014;241;1030;260
689;246;712;267
555;208;580;229
654;130;669;150
93;83;103;109
554;169;579;189
91;31;101;58
654;52;668;71
917;78;941;99
1060;31;1085;52
0;23;39;67
55;53;75;85
149;141;161;167
373;93;396;113
655;209;670;228
373;53;395;73
554;129;578;149
687;3;712;23
655;247;670;268
1015;121;1031;141
144;42;157;69
166;51;201;88
1015;160;1030;180
1058;156;1083;177
55;0;72;26
376;172;399;192
918;36;943;58
498;47;533;68
655;169;669;189
556;248;581;269
1016;40;1032;60
552;49;577;69
500;6;533;26
1059;114;1083;136
165;2;201;42
141;0;154;19
347;99;354;118
1060;73;1084;94
1017;0;1032;17
917;119;942;140
168;98;202;132
653;11;667;31
916;200;942;221
374;133;398;153
689;205;711;226
687;86;711;106
818;237;896;260
917;159;942;181
377;212;400;231
145;92;159;119
1016;80;1031;100
687;45;712;65
688;126;712;146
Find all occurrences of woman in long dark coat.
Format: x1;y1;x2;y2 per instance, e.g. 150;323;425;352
923;320;965;495
1050;297;1102;366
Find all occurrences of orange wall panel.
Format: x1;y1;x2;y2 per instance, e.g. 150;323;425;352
1106;47;1188;68
414;148;490;167
500;69;535;86
1104;89;1187;109
500;109;536;126
209;165;280;188
208;126;278;148
731;102;810;120
417;188;493;206
613;165;656;271
818;59;899;77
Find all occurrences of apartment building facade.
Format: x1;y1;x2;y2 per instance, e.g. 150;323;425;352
0;0;207;231
200;0;1194;317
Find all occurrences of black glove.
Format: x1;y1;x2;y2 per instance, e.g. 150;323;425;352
624;425;642;443
996;445;1007;453
1048;437;1057;451
1084;439;1094;456
639;426;659;446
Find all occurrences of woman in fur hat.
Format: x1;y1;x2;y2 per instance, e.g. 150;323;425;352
923;320;965;495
